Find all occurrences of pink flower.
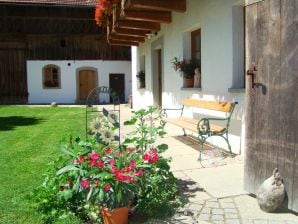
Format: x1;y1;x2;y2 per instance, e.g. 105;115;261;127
76;156;85;163
80;179;90;189
89;159;97;167
104;184;111;191
129;160;136;168
110;166;116;173
142;153;149;161
135;170;143;177
96;161;104;168
109;159;115;165
90;153;100;160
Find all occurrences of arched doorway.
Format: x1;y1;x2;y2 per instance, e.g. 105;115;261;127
77;69;98;103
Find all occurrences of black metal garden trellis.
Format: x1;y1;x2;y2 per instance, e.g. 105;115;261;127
85;86;121;144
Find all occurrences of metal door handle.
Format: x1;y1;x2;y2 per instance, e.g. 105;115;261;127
246;66;257;94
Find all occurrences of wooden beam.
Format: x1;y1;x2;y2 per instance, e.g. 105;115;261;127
109;39;139;46
127;0;186;12
117;20;160;31
114;27;149;37
109;34;145;42
121;10;171;23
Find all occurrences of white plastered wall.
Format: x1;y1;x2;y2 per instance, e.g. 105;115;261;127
27;60;132;104
132;0;246;154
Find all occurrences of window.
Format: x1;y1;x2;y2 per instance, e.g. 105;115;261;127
43;65;61;89
191;29;201;67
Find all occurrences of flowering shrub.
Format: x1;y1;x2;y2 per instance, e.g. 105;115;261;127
94;0;120;26
32;107;181;223
172;57;199;79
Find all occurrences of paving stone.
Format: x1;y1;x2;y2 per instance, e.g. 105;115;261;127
224;208;238;214
188;203;203;211
213;221;225;224
211;214;224;221
197;213;210;221
212;208;224;215
242;220;254;224
225;213;238;219
219;198;234;203
253;220;268;224
221;202;235;209
200;207;211;214
205;201;220;208
226;219;241;224
208;198;218;202
268;221;287;224
286;221;298;224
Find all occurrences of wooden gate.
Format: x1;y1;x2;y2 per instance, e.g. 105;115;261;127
244;0;298;211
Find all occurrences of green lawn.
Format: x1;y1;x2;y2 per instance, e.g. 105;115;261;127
0;106;86;224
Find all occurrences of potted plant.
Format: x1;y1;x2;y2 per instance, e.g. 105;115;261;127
136;70;145;88
172;57;199;88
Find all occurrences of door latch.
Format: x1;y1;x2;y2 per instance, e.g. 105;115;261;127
246;65;257;93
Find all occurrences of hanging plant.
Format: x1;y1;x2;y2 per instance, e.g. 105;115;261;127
94;0;120;26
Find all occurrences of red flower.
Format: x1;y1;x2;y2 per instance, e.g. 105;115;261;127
142;153;149;161
135;170;143;177
110;166;116;173
89;159;97;167
94;180;99;185
104;184;111;191
105;147;111;154
90;153;100;160
96;161;104;168
129;160;136;168
76;156;85;163
80;179;90;189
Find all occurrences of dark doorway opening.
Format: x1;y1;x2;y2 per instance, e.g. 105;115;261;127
109;73;125;103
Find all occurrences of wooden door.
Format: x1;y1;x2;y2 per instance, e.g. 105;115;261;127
244;0;298;212
109;73;125;103
79;70;96;102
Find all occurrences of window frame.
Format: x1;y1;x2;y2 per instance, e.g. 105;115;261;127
42;64;61;89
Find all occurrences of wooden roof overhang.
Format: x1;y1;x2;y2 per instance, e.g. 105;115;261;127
107;0;186;46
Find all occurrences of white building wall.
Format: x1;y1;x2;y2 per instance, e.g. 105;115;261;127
132;0;246;154
27;60;132;104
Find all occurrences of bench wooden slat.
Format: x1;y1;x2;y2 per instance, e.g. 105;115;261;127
182;98;234;112
166;117;225;134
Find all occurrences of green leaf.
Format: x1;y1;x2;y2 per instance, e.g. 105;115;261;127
56;165;79;175
59;146;75;157
124;118;137;125
87;186;93;201
157;144;168;152
58;189;73;200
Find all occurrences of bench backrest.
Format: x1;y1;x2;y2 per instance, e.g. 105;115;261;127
182;98;236;113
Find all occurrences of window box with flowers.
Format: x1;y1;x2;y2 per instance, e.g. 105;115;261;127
31;107;180;224
172;57;201;88
136;70;145;89
94;0;120;27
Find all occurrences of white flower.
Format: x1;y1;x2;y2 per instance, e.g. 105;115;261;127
89;117;103;134
101;129;115;144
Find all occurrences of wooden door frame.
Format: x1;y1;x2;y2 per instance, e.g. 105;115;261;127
76;67;98;103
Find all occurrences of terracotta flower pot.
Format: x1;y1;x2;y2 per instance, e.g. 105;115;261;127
100;206;129;224
183;78;194;88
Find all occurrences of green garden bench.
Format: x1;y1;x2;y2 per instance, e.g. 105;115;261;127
163;99;238;161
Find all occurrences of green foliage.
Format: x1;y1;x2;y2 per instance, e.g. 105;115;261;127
30;106;181;223
123;106;167;152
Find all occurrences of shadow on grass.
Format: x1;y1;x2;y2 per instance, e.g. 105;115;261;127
0;116;44;131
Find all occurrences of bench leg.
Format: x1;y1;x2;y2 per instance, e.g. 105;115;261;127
182;128;187;136
197;136;206;161
220;134;232;153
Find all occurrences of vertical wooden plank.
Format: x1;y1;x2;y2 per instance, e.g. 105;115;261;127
253;0;270;192
265;0;280;177
244;2;258;193
280;0;298;212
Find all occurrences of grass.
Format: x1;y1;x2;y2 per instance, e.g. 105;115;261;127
0;106;86;224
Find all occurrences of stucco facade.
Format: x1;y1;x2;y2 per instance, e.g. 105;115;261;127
27;60;132;104
132;0;246;154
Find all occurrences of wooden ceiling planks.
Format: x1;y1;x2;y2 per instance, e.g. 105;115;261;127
107;0;186;46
